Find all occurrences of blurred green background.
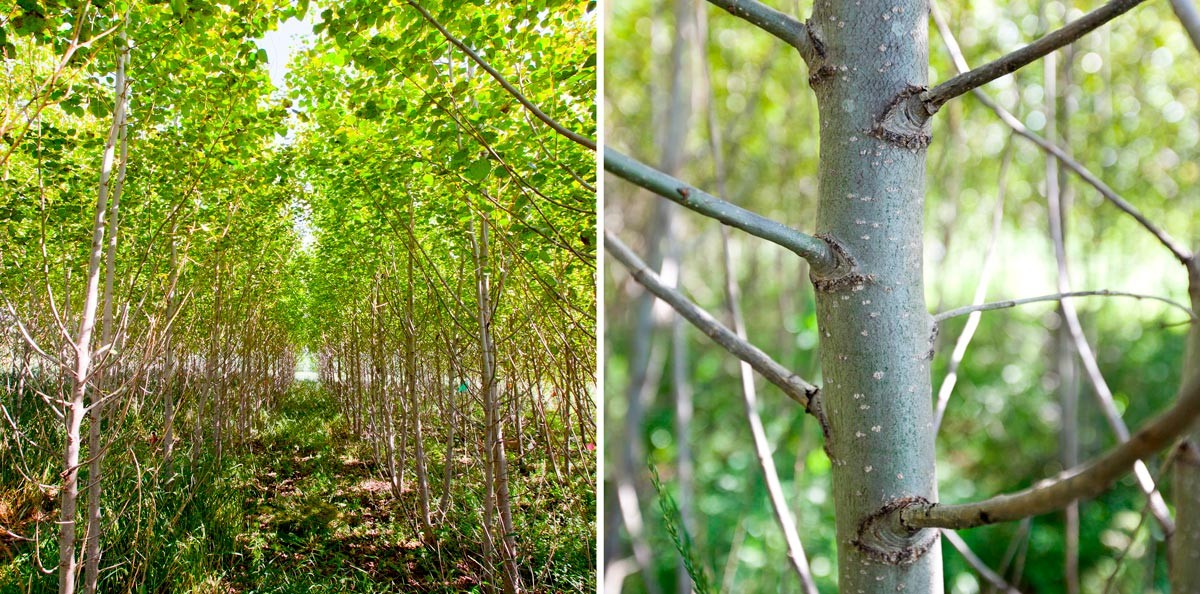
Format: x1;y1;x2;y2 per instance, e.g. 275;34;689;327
603;0;1200;592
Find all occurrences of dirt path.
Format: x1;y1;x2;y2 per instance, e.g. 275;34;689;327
228;385;479;593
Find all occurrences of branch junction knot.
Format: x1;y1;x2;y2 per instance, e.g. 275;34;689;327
810;234;871;292
871;85;933;150
853;496;938;565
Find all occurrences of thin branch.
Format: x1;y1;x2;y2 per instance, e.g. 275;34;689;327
1044;131;1175;535
929;2;1194;265
898;371;1200;530
604;148;836;273
704;0;819;63
1100;487;1153;594
1;298;66;370
932;290;1198;324
0;526;31;542
405;0;596;151
942;530;1023;594
722;250;819;593
933;139;1011;433
605;231;820;410
997;518;1034;590
1170;0;1200;53
707;50;818;587
920;0;1148;116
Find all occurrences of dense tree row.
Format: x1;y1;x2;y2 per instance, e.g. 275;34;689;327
1;1;595;592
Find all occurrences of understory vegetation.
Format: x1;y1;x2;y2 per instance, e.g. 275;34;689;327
1;382;594;592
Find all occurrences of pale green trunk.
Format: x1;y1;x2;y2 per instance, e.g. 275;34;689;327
808;0;942;590
1171;260;1200;591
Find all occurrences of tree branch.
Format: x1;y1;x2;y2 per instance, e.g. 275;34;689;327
928;2;1195;265
604;231;821;411
897;372;1200;530
604;148;837;273
941;530;1023;594
715;183;819;594
1044;142;1175;535
933;139;1011;434
932;290;1198;323
405;0;596;151
919;0;1148;117
1170;0;1200;53
704;0;820;64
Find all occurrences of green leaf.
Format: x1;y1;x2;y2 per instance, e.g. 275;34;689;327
465;160;491;182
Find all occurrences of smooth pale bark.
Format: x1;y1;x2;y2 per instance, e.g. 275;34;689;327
407;208;433;540
83;47;130;592
1171;259;1200;591
473;214;521;594
807;0;942;590
60;32;129;594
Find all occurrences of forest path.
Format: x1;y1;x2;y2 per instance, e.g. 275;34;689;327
227;382;478;593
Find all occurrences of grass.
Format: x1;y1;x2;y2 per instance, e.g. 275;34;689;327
1;379;594;593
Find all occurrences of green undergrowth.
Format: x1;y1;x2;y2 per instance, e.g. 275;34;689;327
230;382;593;593
1;376;253;593
2;380;594;593
228;382;448;593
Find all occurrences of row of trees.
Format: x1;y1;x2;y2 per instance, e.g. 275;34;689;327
1;2;304;591
287;2;596;590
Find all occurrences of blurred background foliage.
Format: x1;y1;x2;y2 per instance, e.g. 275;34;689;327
604;0;1200;592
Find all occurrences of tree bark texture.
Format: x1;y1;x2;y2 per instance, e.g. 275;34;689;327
807;0;943;590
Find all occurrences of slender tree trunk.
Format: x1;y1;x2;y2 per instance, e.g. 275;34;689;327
82;42;130;591
1171;258;1200;591
808;0;942;589
59;29;129;594
473;214;521;594
58;36;129;594
407;218;434;540
163;232;180;475
530;372;562;482
439;336;457;514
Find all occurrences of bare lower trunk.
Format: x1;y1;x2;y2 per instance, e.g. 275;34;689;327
439;339;457;514
163;233;180;475
808;0;943;589
58;378;87;594
61;29;128;594
408;208;433;540
473;214;521;594
1171;259;1200;590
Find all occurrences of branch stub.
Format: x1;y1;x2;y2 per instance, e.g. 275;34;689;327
852;496;939;565
871;85;933;150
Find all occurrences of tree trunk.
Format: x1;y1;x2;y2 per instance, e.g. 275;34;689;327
439;335;457;514
1171;258;1200;591
807;0;942;590
473;213;521;594
407;217;434;540
83;76;129;590
163;231;180;475
59;30;129;594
